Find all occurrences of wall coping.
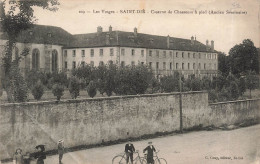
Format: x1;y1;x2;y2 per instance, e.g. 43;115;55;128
0;91;207;107
209;98;260;105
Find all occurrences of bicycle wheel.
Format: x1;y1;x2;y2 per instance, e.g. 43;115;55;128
140;157;147;164
154;158;167;164
112;155;126;164
134;157;143;164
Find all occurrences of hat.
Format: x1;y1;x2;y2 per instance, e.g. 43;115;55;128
148;141;152;144
35;145;45;151
58;139;64;143
15;148;22;153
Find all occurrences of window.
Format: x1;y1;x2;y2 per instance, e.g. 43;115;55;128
149;50;152;56
81;61;85;67
156;50;159;58
149;62;152;68
131;49;135;56
188;63;190;70
73;50;76;57
72;61;76;69
100;49;103;56
108;60;113;65
52;49;58;72
121;61;125;67
199;53;201;59
193;53;195;58
99;61;104;66
141;50;144;57
81;50;85;57
204;63;206;69
64;50;67;57
90;61;94;66
121;49;125;56
205;54;207;59
131;61;135;66
176;52;178;58
170;62;172;70
188;53;190;58
110;48;114;56
141;62;144;65
170;51;173;58
193;63;195;70
209;63;212;70
156;62;159;70
91;49;94;57
47;33;52;37
199;63;201;69
182;63;184;70
214;64;216;70
182;52;184;58
176;63;179;69
163;51;166;58
64;61;67;69
32;49;40;70
29;31;33;35
163;62;166;70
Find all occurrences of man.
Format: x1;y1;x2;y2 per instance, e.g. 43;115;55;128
143;141;156;164
34;145;46;164
125;140;135;164
13;148;23;164
58;140;65;164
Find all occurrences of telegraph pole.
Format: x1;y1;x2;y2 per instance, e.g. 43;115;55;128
179;72;183;133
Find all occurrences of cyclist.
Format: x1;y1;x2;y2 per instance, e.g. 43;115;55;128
125;139;135;164
143;141;156;164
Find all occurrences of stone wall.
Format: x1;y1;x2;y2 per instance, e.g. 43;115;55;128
0;92;259;160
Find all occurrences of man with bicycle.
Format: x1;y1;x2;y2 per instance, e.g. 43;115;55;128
125;140;135;164
143;141;156;164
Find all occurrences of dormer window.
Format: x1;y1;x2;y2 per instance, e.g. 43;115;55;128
29;31;33;35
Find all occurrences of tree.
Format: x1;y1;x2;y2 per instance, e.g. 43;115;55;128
245;71;259;98
229;39;259;75
218;52;230;75
31;81;44;100
87;80;97;98
52;84;64;101
228;81;239;100
69;76;80;99
238;77;246;96
0;0;59;102
160;75;178;93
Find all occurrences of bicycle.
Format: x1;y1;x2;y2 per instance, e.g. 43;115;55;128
112;150;146;164
142;150;167;164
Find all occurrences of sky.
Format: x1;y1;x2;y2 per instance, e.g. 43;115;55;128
30;0;260;54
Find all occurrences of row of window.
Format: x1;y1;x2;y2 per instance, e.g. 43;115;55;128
65;49;217;59
149;62;217;70
65;60;114;69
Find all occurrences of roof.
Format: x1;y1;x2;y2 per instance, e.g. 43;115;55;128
0;24;73;46
0;24;215;52
67;31;215;52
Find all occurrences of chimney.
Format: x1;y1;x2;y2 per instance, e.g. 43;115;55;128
206;39;209;46
134;27;137;36
191;36;194;44
109;25;112;33
106;33;110;45
195;35;196;41
211;40;214;50
167;35;170;48
97;26;103;34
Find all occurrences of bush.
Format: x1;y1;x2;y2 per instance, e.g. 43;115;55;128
31;81;45;100
52;84;64;101
228;81;239;100
87;81;97;98
69;76;80;99
208;89;218;103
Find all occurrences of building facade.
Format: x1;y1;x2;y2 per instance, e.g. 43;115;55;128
0;25;218;78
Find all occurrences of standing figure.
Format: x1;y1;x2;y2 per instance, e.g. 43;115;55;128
143;142;156;164
34;145;46;164
58;140;65;164
23;152;31;164
125;140;135;164
13;148;23;164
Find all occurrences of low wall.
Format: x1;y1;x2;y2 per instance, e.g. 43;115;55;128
0;92;259;160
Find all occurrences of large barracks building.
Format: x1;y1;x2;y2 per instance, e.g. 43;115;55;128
0;25;218;78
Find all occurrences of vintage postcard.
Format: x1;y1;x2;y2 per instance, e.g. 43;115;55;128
0;0;259;164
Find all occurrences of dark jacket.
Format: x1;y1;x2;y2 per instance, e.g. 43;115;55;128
143;145;156;163
125;144;135;153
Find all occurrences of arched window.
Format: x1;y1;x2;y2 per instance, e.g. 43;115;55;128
52;49;58;72
32;48;40;70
